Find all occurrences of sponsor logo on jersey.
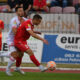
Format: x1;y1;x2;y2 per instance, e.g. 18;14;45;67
28;24;31;27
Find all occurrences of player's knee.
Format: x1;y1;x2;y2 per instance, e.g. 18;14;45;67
27;52;33;56
26;49;33;56
11;51;19;59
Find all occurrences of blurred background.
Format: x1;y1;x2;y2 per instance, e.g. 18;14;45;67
0;0;80;33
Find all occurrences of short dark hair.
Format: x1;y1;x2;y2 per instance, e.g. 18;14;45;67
33;14;42;20
15;6;23;12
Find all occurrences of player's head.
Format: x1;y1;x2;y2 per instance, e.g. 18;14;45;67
15;6;24;17
32;14;42;25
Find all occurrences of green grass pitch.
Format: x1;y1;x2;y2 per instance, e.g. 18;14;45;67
0;71;80;80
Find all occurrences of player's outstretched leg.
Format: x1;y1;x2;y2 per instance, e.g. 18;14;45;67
26;48;48;72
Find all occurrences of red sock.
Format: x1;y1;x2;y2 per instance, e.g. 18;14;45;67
16;57;22;67
30;55;40;66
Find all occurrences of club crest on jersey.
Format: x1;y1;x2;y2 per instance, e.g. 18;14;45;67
28;24;31;27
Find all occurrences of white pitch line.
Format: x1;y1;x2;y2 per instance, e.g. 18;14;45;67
0;66;80;70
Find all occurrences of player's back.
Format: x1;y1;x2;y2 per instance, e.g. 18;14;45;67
15;19;34;42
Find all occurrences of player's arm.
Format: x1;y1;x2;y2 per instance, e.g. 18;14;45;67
0;28;2;33
12;27;17;35
11;20;18;35
0;28;3;34
0;20;4;33
27;30;48;44
33;31;41;34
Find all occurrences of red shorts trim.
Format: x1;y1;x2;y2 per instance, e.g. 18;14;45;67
14;41;29;52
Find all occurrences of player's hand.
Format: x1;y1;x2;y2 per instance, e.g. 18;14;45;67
43;39;49;45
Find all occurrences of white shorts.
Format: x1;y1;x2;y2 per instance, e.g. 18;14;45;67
9;46;17;53
5;40;17;57
7;39;14;46
7;40;17;53
6;45;17;57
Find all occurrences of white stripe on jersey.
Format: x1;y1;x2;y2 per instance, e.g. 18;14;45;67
7;16;28;45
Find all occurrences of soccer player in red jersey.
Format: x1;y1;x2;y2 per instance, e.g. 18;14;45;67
0;20;4;50
14;14;48;71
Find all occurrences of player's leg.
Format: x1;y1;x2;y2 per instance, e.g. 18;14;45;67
15;51;24;67
14;41;40;66
6;51;24;76
25;48;47;72
6;54;15;76
15;51;25;74
6;46;18;76
6;49;25;76
14;41;47;72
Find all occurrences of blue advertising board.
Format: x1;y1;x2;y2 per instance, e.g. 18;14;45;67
42;34;80;64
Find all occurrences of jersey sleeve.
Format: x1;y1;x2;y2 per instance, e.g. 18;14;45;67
25;23;32;31
0;20;4;29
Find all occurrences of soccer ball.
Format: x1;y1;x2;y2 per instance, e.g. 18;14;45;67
47;61;56;71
